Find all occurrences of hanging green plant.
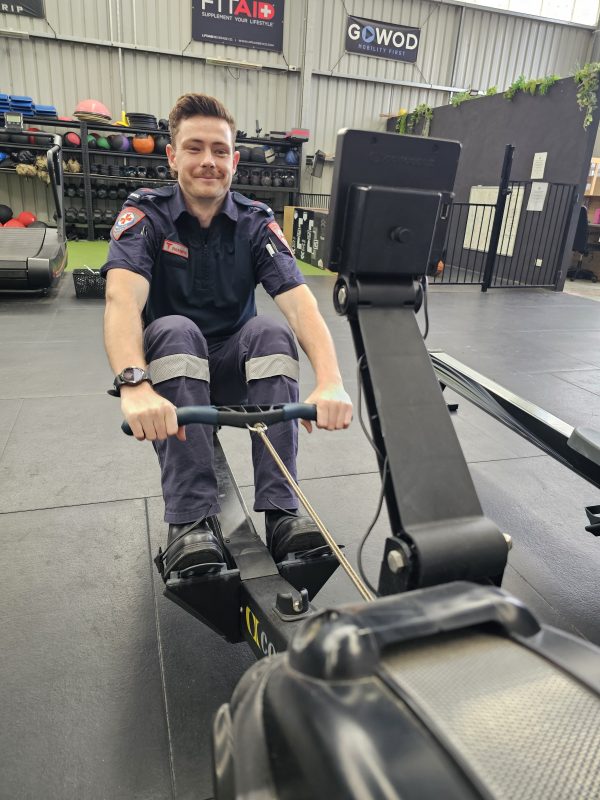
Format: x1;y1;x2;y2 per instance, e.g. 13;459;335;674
395;111;409;135
451;90;472;108
574;62;600;129
538;74;558;95
505;74;527;100
411;103;433;137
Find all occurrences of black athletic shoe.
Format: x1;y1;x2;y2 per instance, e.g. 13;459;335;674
162;518;224;576
266;510;327;563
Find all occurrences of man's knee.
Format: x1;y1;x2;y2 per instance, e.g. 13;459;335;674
242;317;299;382
144;315;208;358
144;316;210;386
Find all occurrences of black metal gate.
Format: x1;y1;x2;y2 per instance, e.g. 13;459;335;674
432;146;577;290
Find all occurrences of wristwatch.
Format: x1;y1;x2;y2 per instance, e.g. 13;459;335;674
108;366;152;397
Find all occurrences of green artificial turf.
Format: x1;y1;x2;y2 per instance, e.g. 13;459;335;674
66;241;330;277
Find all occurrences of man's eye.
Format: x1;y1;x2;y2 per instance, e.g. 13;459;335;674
215;150;228;156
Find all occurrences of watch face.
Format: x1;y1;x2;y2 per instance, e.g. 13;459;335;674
122;367;145;383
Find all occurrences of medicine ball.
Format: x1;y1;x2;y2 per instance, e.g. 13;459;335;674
154;134;169;155
87;134;97;149
10;132;29;145
27;127;40;145
0;204;12;224
285;149;299;166
29;220;47;228
250;147;265;163
108;134;130;152
132;134;154;155
65;207;77;224
17;211;37;227
237;146;251;162
96;136;110;151
64;131;81;148
5;219;25;228
158;118;169;131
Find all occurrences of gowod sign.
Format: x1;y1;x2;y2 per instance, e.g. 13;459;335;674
0;1;45;17
192;0;284;53
345;15;420;64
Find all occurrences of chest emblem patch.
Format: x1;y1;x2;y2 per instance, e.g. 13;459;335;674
162;239;189;259
267;221;293;255
111;207;146;240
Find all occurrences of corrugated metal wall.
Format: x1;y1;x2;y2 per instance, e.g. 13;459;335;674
1;0;595;207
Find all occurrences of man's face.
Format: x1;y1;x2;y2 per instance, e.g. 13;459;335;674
166;116;240;204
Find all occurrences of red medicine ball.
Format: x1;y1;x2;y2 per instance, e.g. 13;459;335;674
17;211;37;227
4;219;26;228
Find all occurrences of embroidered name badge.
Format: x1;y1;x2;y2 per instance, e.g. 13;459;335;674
111;207;146;240
267;220;293;255
162;239;189;259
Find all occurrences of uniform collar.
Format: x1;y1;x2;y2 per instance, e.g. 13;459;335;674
171;185;238;223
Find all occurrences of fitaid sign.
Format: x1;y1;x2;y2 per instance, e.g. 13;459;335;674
346;15;420;64
192;0;284;53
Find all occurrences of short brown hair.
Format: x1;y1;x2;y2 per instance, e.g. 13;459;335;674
168;93;236;148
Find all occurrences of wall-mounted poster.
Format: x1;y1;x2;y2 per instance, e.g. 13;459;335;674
192;0;285;53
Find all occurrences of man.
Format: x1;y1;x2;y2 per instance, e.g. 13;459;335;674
101;93;352;577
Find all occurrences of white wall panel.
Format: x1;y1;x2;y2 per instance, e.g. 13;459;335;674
454;7;593;91
120;49;300;130
2;37;122;118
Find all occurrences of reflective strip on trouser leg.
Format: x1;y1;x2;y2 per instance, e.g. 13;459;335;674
148;353;210;385
245;354;299;382
143;315;218;524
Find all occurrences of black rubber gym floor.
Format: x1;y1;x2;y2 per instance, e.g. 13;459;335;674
2;275;600;799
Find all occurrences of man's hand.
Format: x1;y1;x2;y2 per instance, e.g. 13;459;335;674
121;383;185;442
301;383;353;433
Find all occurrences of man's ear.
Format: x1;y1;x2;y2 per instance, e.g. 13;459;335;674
166;143;177;174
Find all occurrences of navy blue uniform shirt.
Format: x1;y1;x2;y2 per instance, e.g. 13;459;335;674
101;184;305;340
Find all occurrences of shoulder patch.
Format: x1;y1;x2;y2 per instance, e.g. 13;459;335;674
111;207;146;240
267;220;293;255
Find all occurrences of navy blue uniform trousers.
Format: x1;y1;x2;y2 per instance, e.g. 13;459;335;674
143;314;300;524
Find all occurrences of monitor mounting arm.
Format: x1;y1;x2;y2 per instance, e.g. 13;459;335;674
332;183;509;597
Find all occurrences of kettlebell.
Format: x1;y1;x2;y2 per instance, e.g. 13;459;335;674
237;167;249;185
284;174;295;188
97;184;108;199
108;187;118;200
250;168;261;186
272;171;282;187
93;208;103;224
66;184;76;198
136;166;147;178
65;207;77;224
90;186;97;199
77;207;87;224
104;209;116;225
154;134;169;155
77;185;86;198
156;165;169;180
261;169;272;187
117;184;128;199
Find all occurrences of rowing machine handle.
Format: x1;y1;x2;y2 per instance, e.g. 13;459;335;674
121;403;317;435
